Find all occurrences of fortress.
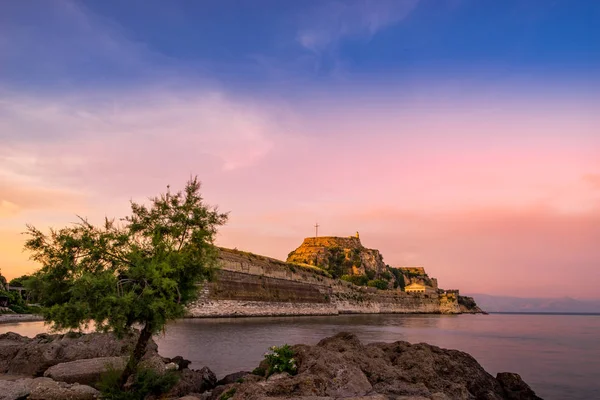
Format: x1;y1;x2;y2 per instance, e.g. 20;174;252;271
186;234;483;317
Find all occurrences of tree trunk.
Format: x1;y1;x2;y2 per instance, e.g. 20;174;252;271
119;322;153;389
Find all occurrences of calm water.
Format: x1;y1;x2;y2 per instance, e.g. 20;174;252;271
2;313;598;400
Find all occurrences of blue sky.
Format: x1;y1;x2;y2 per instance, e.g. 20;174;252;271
1;0;598;94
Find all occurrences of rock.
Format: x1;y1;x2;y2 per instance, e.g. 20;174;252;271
208;384;230;400
166;367;217;397
166;362;179;370
0;330;158;376
497;372;543;400
28;377;100;400
170;355;192;370
43;356;126;387
139;354;169;374
0;377;99;400
266;372;290;382
0;377;33;400
216;370;251;386
228;333;542;400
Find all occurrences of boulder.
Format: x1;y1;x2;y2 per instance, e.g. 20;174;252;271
0;377;33;400
216;370;251;386
0;377;99;400
228;332;542;400
0;331;158;376
166;367;218;398
43;356;126;387
170;355;192;370
496;372;543;400
139;354;169;374
28;377;100;400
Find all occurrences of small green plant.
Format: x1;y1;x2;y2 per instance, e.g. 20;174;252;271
220;387;237;400
340;274;368;286
367;279;389;290
380;271;392;281
263;344;297;377
251;366;266;376
98;366;179;400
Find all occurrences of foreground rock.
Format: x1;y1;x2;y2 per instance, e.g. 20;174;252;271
222;332;542;400
0;331;157;376
43;356;126;387
0;377;99;400
1;331;540;399
163;367;217;398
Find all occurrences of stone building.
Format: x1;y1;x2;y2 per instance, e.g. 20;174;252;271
404;283;427;293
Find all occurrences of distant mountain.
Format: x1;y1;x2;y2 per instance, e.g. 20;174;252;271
466;293;600;313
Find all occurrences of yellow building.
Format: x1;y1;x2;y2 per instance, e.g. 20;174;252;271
404;283;427;293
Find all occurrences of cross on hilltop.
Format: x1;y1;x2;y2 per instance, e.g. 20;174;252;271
314;223;319;238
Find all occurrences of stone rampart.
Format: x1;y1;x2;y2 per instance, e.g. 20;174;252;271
185;248;473;317
299;236;362;249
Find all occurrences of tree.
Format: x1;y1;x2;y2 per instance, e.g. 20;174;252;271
24;177;228;388
8;274;32;288
0;269;6;290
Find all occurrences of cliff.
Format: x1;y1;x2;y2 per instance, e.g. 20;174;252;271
286;235;387;278
287;235;443;292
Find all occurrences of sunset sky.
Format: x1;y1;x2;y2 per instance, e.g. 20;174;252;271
1;0;599;298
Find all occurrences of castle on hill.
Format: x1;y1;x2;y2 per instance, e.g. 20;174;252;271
286;233;440;294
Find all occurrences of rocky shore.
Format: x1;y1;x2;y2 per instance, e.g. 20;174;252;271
0;331;542;400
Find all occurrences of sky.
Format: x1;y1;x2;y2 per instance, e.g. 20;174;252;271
1;0;599;298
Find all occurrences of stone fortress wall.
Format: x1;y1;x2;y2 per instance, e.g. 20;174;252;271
186;248;468;317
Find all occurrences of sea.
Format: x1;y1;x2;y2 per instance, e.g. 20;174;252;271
2;313;598;400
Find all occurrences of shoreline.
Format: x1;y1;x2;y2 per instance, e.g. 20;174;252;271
0;314;44;325
183;310;487;319
0;311;487;325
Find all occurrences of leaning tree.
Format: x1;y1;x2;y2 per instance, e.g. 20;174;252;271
24;177;228;387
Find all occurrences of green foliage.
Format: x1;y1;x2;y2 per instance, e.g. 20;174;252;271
340;274;368;286
0;269;7;289
220;387;237;400
0;289;34;314
458;296;477;309
8;275;32;288
251;366;266;376
326;247;347;278
98;366;179;400
389;267;406;290
365;270;376;280
24;177;227;385
367;279;389;290
380;271;392;281
262;344;297;377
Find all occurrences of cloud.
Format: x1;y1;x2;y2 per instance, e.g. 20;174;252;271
0;89;280;199
0;0;177;87
0;180;85;218
296;0;420;53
